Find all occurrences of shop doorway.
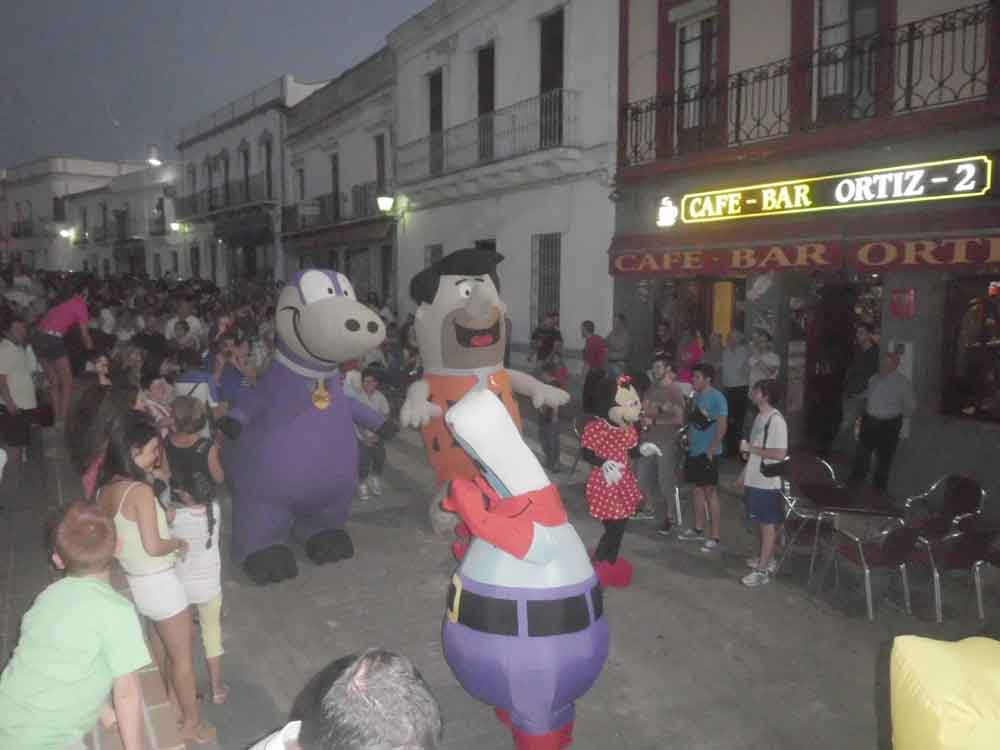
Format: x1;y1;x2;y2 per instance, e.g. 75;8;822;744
650;278;745;362
803;276;882;452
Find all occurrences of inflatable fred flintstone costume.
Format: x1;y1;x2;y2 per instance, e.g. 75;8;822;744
400;248;569;545
442;388;609;750
219;270;394;585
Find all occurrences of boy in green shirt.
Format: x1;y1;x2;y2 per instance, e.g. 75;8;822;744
0;502;150;750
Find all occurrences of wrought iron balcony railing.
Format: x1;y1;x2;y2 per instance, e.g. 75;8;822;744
620;1;992;168
175;171;277;219
282;183;387;234
397;88;580;185
10;220;34;238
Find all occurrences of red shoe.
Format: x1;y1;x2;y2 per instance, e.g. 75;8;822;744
511;726;566;750
609;558;634;587
452;541;469;561
592;560;615;588
558;720;574;748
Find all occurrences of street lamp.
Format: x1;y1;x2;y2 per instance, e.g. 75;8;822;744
147;145;162;167
170;222;182;232
59;228;76;240
376;194;395;213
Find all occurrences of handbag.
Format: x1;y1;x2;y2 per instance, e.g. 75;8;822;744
759;413;790;478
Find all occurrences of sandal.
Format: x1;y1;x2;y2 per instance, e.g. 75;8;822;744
212;684;230;705
181;721;217;745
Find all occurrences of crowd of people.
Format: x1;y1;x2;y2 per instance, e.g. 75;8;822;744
0;262;915;749
0;266;437;750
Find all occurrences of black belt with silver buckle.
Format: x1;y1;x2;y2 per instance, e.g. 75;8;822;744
445;578;603;637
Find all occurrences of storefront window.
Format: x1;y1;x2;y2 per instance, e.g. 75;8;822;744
942;277;1000;422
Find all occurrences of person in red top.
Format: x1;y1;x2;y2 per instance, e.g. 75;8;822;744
580;320;607;414
32;280;93;425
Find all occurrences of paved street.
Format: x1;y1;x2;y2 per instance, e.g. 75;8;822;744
2;420;995;750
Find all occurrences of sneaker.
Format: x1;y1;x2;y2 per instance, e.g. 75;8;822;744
700;537;721;552
742;569;772;587
678;528;705;542
656;518;675;537
369;475;382;496
358;480;371;500
632;506;656;521
745;557;778;574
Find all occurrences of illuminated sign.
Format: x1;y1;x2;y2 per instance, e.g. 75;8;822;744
672;156;992;225
611;242;843;276
609;235;1000;276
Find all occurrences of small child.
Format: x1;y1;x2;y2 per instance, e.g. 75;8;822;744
538;361;562;472
0;502;150;750
165;396;228;705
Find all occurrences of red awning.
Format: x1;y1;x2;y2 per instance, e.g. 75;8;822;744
608;234;1000;276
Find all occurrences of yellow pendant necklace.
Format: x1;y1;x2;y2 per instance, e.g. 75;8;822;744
312;378;331;410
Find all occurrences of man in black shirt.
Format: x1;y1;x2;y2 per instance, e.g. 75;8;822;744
836;322;879;452
528;312;563;369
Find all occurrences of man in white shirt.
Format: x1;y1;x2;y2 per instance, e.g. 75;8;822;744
247;649;442;750
164;297;205;343
738;378;788;588
0;317;39;462
743;329;781;437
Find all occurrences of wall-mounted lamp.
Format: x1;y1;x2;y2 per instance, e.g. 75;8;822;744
376;194;395;213
59;228;76;240
147;145;162;167
170;222;182;232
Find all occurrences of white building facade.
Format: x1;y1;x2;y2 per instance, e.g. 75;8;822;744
175;75;328;288
388;0;619;355
0;157;146;271
282;48;399;309
62;164;184;278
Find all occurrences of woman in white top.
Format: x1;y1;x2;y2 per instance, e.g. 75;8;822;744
737;378;788;588
96;412;215;745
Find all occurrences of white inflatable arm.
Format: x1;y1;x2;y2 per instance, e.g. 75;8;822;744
399;378;442;429
507;369;571;410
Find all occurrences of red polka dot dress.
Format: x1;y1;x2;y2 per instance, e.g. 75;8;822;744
582;418;642;520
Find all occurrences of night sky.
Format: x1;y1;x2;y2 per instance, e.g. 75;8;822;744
0;0;432;168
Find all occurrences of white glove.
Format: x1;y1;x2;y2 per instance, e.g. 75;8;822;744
601;460;625;485
639;442;663;457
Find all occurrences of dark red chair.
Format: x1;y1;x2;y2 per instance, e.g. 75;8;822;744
777;454;837;581
911;530;996;623
970;531;1000;621
902;475;985;538
818;519;921;621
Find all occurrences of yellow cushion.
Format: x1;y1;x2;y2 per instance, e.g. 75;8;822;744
891;635;1000;750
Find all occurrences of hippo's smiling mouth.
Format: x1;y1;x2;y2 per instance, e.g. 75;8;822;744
281;305;337;364
454;320;501;348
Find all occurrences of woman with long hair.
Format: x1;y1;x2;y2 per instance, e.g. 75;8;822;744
96;412;214;744
32;279;93;425
66;382;140;499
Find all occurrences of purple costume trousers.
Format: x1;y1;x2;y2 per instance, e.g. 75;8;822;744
442;575;609;735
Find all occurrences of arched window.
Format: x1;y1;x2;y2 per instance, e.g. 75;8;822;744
238;140;251;202
219;149;231;205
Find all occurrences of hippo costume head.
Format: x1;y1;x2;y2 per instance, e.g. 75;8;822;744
276;270;385;366
409;248;507;370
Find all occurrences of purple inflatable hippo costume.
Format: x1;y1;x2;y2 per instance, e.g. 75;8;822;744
220;270;387;585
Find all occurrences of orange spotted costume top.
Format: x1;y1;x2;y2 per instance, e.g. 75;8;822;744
421;369;522;483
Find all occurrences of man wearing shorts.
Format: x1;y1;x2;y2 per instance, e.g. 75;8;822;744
678;364;727;551
739;379;788;587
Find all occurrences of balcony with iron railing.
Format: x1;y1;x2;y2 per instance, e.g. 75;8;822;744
282;182;384;234
175;171;276;219
10;219;34;238
620;1;994;170
397;88;580;186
